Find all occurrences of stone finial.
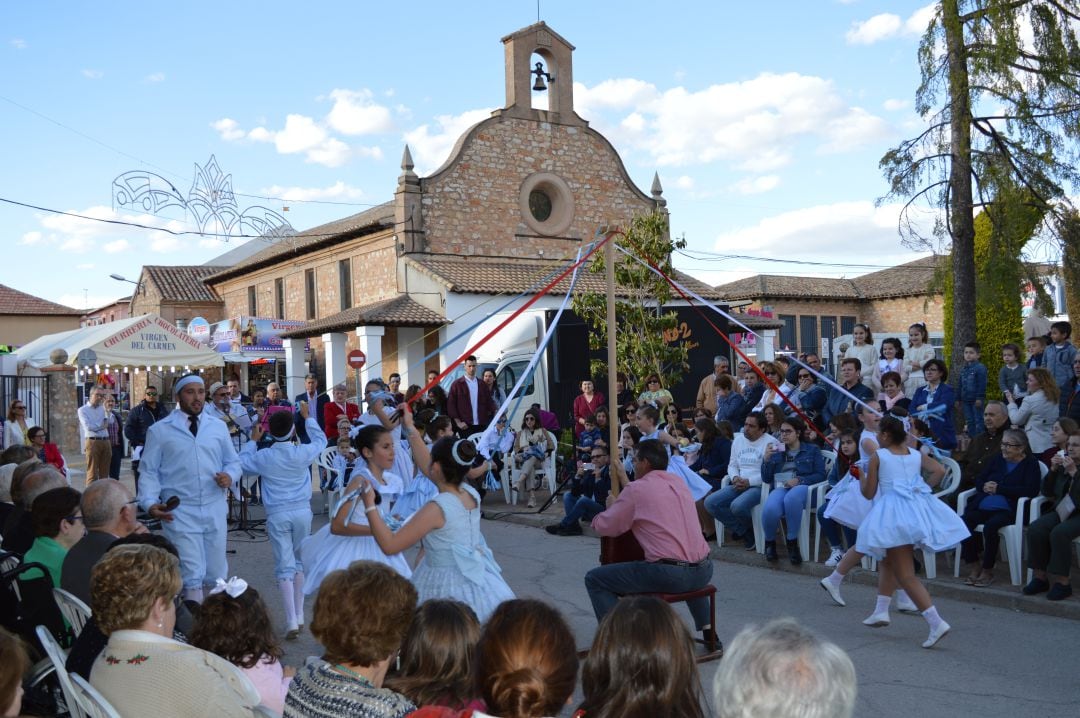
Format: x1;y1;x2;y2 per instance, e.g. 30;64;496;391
651;172;664;198
398;144;419;186
401;144;414;172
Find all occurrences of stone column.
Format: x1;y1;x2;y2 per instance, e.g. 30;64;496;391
356;326;385;389
40;364;79;458
321;333;348;391
758;330;777;361
282;338;307;399
397;327;426;387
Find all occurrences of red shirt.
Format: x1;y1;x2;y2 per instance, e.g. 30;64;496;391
591;469;709;563
323;402;360;440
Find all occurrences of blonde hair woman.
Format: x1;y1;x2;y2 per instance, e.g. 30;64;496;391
1005;367;1061;454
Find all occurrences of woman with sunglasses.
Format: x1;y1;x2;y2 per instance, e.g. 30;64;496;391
4;400;29;448
26;426;66;477
637;374;673;410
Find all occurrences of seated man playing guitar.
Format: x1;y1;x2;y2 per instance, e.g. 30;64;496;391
584;439;717;646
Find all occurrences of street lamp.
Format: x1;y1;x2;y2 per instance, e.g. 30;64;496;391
109;273;144;295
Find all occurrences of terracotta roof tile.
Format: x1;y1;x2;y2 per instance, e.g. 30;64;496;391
850;255;941;299
713;256;940;301
142;266;227;303
280;296;446;338
205;203;395;283
0;284;82;315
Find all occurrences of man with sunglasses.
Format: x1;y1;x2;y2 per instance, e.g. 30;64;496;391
61;478;144;604
124;385;169;492
546;447;611;536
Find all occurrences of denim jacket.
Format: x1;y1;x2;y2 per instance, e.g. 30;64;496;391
958;361;987;402
760;443;826;487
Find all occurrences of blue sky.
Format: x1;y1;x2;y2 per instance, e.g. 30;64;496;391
2;1;941;312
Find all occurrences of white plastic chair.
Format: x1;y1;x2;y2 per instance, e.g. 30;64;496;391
798;450;835;563
1;552;22;600
35;624;87;718
53;587;91;638
711;474;770;555
317;446;345;515
506;430;557;505
916;457;962;579
69;673;122;718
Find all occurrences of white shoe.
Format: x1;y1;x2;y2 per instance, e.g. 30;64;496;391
819;577;846;607
862;611;890;627
285;623;300;641
825;548;844;567
922;620;950;648
895;595;920;613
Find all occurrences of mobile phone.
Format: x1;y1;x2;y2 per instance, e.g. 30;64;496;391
583;463;595;471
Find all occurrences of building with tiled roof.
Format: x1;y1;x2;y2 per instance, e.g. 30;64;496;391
130;265;227;330
712;255;944;360
0;283;82;348
204;23;767;409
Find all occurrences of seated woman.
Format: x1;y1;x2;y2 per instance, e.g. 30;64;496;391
1023;432;1080;601
89;544;263;717
787;367;826;421
959;429;1042;587
22;486;83;586
761;404;785;441
638;374;674;410
713;374;746;425
285;560;417;717
1005;367;1060;455
512;409;555;508
26;426;66;477
759;416;826;565
1040;418;1078;469
750;362;785;414
577;595;705;718
689;418;731;490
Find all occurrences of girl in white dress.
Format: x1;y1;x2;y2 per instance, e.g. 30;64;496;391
904;323;937;396
856;417;968;648
300;425;411;597
846;324;878;391
872;338;907;394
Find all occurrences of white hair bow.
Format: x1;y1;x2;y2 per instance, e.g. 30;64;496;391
209;576;248;598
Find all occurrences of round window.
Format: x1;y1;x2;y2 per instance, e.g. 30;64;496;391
529;189;553;222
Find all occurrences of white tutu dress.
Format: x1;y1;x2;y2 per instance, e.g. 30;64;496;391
410;484;514;622
300;468;411;596
822;460;874;530
855;447;970;560
642;430;712;501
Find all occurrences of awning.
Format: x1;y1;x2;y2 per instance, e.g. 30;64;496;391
14;314;225;370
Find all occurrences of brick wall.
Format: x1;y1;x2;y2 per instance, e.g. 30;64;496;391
421;117;655;256
863;294;945;333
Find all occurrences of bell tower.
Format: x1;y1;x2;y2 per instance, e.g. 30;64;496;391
500;22;585;127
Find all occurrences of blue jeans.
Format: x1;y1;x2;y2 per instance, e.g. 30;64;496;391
585;559;714;629
703;485;761;537
962;400;984;436
561;495;603;527
817;504;857;548
267;507;313;580
760;485;810;541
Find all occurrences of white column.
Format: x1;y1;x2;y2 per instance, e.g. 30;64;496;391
321;332;348;390
356;325;385;388
397;327;426;387
758;330;777;361
282;338;307;399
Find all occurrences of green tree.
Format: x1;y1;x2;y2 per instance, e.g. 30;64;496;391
1055;210;1080;317
880;1;1080;369
572;211;688;394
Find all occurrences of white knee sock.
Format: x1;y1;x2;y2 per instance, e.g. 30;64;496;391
874;594;892;615
278;578;297;630
825;570;845;587
895;588;913;604
183;586;204;603
922;605;943;629
293;572;305;626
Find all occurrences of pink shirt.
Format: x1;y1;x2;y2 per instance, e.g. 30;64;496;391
591;470;709;563
241;655;291;716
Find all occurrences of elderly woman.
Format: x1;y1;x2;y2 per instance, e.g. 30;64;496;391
786;367;826;420
21;486;83;587
1005;367;1059;454
285;560;416;717
89;544;262;717
1023;432;1080;601
959;429;1042;587
637;374;673;410
26;426;66;477
572;380;605;438
713;374;746;425
759;416;826;565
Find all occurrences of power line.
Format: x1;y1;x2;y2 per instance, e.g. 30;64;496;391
675;248;938;270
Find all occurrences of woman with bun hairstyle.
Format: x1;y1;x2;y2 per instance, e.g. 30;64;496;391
360;405;514;621
576;595;705;718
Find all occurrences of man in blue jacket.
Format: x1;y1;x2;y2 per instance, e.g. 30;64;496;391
822;358;874;427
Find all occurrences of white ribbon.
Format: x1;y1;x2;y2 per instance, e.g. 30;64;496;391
209;576;248;598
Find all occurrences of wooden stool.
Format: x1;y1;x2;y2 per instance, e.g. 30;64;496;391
637;584;723;663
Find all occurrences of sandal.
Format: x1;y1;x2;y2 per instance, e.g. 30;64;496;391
972;574;994;588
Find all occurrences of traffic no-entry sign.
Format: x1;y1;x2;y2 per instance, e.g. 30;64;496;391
347;349;366;369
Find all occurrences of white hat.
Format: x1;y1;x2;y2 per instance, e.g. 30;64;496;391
174;374;205;393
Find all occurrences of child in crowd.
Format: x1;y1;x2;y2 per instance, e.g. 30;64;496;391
853;417;967;648
190;579;294;717
999;343;1027;401
958;341;988;437
361;406;514;621
819;430;860;567
848;323;878;390
1026;335;1047;370
384;600;484;713
904;322;936;396
576;415;602;463
619;425;642;479
329;434;358;491
301;425;412;597
872;338;906;394
1045;321;1078;413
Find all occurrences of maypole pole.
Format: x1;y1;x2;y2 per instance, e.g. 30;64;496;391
603;227;622;498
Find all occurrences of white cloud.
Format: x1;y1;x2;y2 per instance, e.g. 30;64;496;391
730;175;780;194
674;175;695;190
29;205;188;257
60;237;95;253
76;263;95;270
81;69;103;80
10;38;26;49
269;114;327;154
211;118;246;141
103;239;130;253
145;72;165;83
404;108;494;174
846;3;936;45
883;98;910;111
20;231;42;245
326;89;394;135
150;236;181;253
259;181;366;202
575;72;891;169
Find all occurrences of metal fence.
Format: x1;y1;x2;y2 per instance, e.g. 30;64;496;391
0;374;50;441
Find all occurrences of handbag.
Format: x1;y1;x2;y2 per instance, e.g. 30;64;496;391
977;494;1010;512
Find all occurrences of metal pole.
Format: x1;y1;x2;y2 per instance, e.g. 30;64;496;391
605;231;621;497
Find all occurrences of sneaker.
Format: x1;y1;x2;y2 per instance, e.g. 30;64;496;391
895;594;920;614
764;541;778;562
527;495;536;509
556;523;583;536
544;524;561;535
862;611;890;627
285;625;300;641
743;534;757;551
825;548;845;568
1047;583;1073;601
922;620;950;648
1022;577;1050;596
701;628;723;655
786;539;802;566
819;577;846;607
